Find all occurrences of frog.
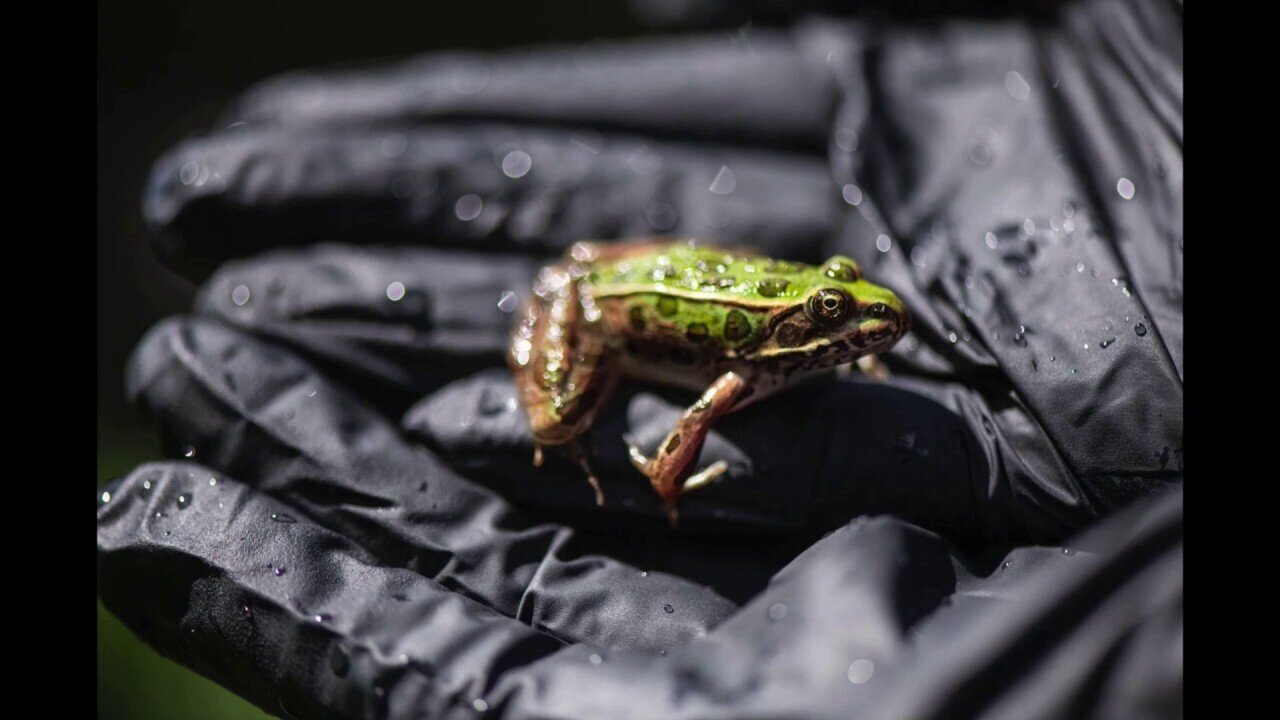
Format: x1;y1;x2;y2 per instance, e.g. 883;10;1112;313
508;239;910;525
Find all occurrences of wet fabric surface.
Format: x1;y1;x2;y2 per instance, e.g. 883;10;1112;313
100;1;1182;717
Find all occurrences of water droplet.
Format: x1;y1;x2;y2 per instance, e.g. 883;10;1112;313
209;477;218;487
588;653;603;665
984;232;998;249
834;127;858;152
1005;70;1031;100
847;658;875;684
640;571;649;578
768;603;788;621
472;699;489;713
841;184;863;206
910;246;927;268
183;446;197;458
645;203;677;231
231;285;251;306
497;291;519;313
454;194;483;221
663;604;674;614
450;61;489;94
948;331;958;344
272;565;286;576
1134;323;1148;336
380;133;407;158
1002;561;1011;569
141;479;154;494
708;166;736;195
1062;547;1075;556
314;613;331;623
1099;337;1116;348
386;281;406;302
100;490;111;503
180;161;201;186
501;150;532;179
271;512;298;524
1116;177;1135;200
177;493;192;509
875;234;892;253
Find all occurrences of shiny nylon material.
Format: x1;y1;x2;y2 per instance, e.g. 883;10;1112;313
99;1;1182;717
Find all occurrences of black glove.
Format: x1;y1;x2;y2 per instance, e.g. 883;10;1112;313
99;0;1183;717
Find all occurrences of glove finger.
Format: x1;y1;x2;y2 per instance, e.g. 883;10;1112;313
126;316;740;649
144;123;839;277
222;30;839;150
406;368;1004;542
828;2;1182;534
192;244;539;416
97;464;564;720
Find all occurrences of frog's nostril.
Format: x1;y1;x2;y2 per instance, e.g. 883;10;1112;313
866;303;894;320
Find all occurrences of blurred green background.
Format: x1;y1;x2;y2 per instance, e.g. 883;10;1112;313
98;1;655;717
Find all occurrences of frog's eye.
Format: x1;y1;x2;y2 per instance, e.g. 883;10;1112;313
822;257;861;282
806;288;854;326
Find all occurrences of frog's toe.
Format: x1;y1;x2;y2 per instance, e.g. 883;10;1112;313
681;460;729;494
623;434;650;474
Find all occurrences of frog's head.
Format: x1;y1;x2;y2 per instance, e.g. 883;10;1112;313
749;255;910;364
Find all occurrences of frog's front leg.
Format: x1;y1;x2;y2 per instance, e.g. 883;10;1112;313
626;370;750;525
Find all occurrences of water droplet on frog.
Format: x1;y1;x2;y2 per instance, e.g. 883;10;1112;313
501;150;532;179
841;184;863;206
177;493;192;509
588;653;603;665
454;194;483;221
385;281;406;302
663;604;674;614
329;645;350;676
875;234;892;253
231;285;251;306
183;446;197;458
1005;70;1031;99
271;512;297;524
1116;177;1135;199
708;166;736;195
847;658;875;684
1099;337;1116;348
497;291;519;313
768;603;788;621
1135;323;1148;336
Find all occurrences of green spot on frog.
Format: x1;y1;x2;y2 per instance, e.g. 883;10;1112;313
657;297;679;317
686;322;709;342
629;306;646;330
757;278;790;297
724;310;751;341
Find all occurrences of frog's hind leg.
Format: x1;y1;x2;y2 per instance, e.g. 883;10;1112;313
625;370;750;525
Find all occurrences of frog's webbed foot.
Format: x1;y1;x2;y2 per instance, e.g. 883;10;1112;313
624;371;749;526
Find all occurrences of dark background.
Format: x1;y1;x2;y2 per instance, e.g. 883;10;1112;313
97;2;649;717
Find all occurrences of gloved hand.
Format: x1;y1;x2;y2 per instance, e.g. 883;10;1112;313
99;0;1183;717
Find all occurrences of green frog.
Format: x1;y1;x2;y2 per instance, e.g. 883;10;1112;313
509;239;910;524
